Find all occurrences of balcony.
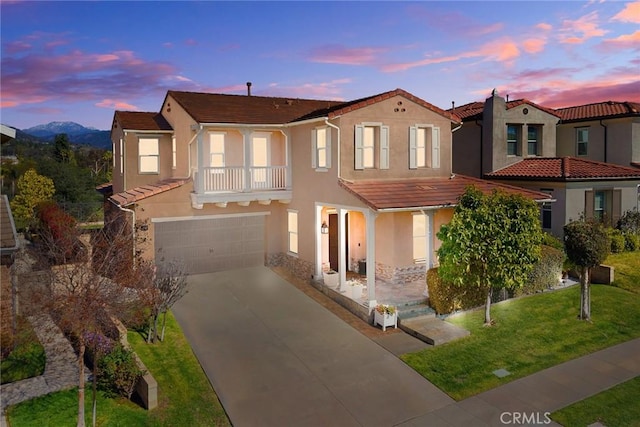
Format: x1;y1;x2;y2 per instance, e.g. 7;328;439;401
191;165;291;208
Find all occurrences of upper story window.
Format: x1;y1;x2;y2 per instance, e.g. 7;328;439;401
355;123;389;170
577;127;589;156
507;124;520;156
138;137;159;174
172;135;177;170
312;126;331;170
409;126;441;169
209;132;225;173
527;125;541;156
118;139;124;176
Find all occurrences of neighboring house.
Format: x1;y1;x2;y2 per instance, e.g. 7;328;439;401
1;124;19;264
451;91;640;237
555;101;640;168
486;158;640;237
104;87;550;312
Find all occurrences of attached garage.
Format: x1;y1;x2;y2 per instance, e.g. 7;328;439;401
153;213;266;275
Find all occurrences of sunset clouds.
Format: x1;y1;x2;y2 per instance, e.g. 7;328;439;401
1;1;638;129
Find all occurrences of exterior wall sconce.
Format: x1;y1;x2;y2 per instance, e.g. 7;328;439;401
321;221;329;234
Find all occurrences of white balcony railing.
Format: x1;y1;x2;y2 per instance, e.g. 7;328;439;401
194;166;289;193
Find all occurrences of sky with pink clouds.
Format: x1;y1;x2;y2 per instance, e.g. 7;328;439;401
1;1;639;131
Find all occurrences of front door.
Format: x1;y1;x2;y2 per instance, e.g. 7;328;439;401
328;213;348;272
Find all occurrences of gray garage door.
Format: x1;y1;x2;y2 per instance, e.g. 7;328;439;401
154;214;265;275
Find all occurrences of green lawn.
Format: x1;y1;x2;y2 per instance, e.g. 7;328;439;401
606;251;640;294
402;285;640;400
551;376;640;427
1;317;46;384
7;311;230;426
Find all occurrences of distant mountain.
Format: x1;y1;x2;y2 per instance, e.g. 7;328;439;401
19;121;111;149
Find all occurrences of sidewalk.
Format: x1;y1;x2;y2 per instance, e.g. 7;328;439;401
400;338;639;426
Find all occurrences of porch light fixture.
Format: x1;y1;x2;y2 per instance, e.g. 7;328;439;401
321;221;329;234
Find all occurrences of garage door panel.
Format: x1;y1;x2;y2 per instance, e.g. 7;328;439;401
155;215;265;275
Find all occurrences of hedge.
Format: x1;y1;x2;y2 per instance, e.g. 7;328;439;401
515;245;565;297
426;268;485;315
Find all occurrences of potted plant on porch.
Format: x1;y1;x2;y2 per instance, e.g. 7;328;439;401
346;280;364;299
374;304;397;331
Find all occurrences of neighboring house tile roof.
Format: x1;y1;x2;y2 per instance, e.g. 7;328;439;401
167;91;345;125
555;101;640;122
338;175;551;211
114;111;173;131
1;195;19;255
110;178;189;207
326;88;461;123
486;157;640;181
449;99;561;121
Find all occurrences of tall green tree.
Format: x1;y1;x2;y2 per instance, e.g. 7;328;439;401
54;133;76;165
437;187;543;325
10;168;55;229
564;219;610;321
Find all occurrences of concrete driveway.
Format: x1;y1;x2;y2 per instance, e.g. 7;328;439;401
172;266;453;427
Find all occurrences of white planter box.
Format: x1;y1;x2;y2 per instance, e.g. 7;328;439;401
374;310;397;331
323;271;339;287
348;284;363;299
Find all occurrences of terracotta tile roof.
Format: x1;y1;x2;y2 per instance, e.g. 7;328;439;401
96;182;113;195
326;89;461;123
486;157;640;181
167;91;345;124
109;178;189;207
114;111;173;131
448;102;484;121
338;176;551;211
1;195;18;253
555;101;640;122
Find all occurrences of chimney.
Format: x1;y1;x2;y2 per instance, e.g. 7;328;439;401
246;82;252;96
451;101;455;110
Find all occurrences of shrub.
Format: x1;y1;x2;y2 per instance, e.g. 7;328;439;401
617;209;640;235
97;343;144;399
624;232;639;252
541;232;564;251
426;268;485;315
608;228;626;253
516;245;565;297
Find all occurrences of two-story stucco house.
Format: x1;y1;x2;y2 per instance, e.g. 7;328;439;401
555;101;640;168
451;90;640;238
103;87;550;314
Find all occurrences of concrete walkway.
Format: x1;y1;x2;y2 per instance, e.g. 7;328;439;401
0;313;80;422
174;267;640;427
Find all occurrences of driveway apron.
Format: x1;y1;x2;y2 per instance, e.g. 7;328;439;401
172;267;453;427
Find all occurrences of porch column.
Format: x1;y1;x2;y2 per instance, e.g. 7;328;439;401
366;209;377;310
284;129;292;190
242;129;252;192
338;208;347;289
314;204;323;280
196;130;205;193
427;212;435;269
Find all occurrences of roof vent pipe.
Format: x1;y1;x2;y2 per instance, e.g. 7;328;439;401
246;82;252;96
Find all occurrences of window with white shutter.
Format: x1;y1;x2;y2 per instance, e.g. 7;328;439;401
354;123;388;170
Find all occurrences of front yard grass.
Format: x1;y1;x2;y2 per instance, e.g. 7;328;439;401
605;251;640;294
1;316;46;384
7;311;230;426
402;285;640;401
551;376;640;427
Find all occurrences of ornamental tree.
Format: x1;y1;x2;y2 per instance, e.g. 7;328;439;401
564;218;610;321
437;186;543;325
10;168;55;229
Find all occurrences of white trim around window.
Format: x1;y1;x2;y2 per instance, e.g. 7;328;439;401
412;212;427;263
138;137;159;174
312;126;331;170
172;135;177;170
